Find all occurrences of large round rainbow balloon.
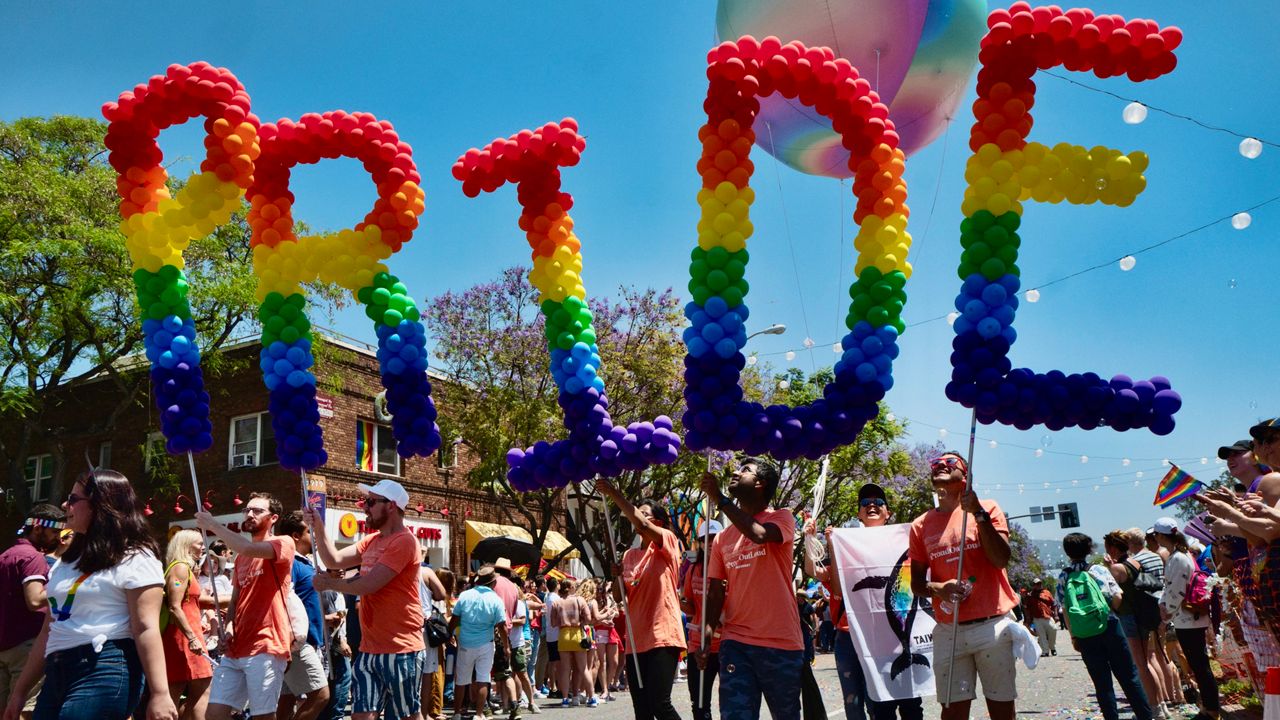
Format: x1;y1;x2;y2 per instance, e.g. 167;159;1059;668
716;0;986;176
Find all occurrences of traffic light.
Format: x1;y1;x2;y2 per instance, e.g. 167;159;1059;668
1058;502;1080;529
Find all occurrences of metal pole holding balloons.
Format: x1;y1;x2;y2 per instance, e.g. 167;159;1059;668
942;409;979;706
597;483;644;690
186;451;228;652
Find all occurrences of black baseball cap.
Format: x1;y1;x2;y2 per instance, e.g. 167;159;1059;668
1250;418;1280;441
1218;439;1254;460
858;482;887;502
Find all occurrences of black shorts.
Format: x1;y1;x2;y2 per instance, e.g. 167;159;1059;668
546;642;560;662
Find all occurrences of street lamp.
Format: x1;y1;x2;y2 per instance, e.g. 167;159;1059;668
746;323;786;341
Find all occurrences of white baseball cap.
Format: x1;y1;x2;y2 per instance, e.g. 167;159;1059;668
358;479;410;510
696;519;724;536
1152;517;1179;535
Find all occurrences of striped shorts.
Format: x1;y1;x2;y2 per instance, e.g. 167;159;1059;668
353;650;425;720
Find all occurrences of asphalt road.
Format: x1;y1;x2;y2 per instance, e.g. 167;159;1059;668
519;645;1239;720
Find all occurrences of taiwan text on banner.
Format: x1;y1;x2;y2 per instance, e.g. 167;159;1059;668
830;525;936;702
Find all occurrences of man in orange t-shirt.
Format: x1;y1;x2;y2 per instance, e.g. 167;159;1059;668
595;478;684;720
908;452;1018;720
198;493;296;720
702;457;803;720
310;480;424;720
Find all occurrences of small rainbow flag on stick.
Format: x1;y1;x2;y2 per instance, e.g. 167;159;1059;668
1153;464;1205;508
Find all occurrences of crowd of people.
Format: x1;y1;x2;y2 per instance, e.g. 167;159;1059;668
2;417;1279;720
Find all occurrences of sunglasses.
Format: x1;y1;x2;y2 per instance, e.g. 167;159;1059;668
363;497;392;507
930;455;967;473
65;493;90;506
859;498;887;509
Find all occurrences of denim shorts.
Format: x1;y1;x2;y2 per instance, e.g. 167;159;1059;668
34;639;143;720
1117;613;1139;640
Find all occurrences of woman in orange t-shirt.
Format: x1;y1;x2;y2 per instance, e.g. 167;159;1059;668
595;479;684;720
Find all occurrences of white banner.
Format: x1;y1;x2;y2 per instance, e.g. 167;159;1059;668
830;525;936;702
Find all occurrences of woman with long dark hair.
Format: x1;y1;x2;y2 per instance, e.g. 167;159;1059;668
2;470;176;720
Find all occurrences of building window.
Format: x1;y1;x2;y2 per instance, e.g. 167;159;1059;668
228;413;278;469
357;420;400;476
98;441;112;470
143;431;166;473
24;454;52;502
438;437;461;469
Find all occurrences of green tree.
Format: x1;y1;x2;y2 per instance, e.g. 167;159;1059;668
0;116;339;512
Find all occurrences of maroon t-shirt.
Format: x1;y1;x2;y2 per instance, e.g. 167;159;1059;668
0;538;50;650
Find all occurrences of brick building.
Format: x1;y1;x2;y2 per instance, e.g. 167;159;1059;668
10;332;578;574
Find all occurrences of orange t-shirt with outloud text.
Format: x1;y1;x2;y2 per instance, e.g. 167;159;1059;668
621;526;685;653
357;529;425;654
708;508;803;651
907;499;1019;624
228;535;295;660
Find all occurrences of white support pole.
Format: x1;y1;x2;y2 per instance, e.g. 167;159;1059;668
600;487;644;690
300;469;330;673
942;409;979;706
187;451;228;653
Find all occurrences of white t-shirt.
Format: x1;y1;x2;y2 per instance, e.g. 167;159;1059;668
509;599;527;648
543;592;560;641
46;549;164;654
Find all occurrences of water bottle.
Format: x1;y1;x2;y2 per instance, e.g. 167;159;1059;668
939;576;976;615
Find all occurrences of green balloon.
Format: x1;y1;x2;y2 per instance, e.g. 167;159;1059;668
158;264;179;281
980;258;1007;280
885;271;906;291
357;287;373;304
971;210;995;231
405;307;421;322
692;286;712;306
382;309;403;327
858;266;883;284
885;299;904;318
689;259;709;280
280;326;300;344
372;287;391;305
892;318;906;334
984;225;1009;247
389;294;408;312
724;260;745;281
279;304;300;321
995;245;1018;265
579;328;597;346
737;278;749;297
996;211;1021;232
294;316;311;334
266;316;286;334
868;306;890;326
869;282;892;302
720;286;743;307
540;299;558;316
706;246;730;268
958;263;977;281
557;332;576;351
373;271;392;287
563;295;584;311
969;242;992;263
852;294;873;314
690;247;704;262
706;270;729;292
551;308;570;327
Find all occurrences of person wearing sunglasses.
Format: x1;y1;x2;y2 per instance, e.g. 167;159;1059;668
307;480;426;720
907;452;1019;720
197;493;296;720
4;470;174;720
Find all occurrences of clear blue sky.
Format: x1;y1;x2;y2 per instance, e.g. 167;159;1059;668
4;2;1278;544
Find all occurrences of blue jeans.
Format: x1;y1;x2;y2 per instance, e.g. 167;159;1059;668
833;630;925;720
718;639;803;720
321;647;352;720
833;631;869;720
527;632;541;686
34;639;143;720
1077;615;1153;720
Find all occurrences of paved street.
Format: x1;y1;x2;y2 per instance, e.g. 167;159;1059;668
523;646;1258;720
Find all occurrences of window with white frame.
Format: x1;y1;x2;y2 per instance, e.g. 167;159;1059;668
357;420;400;476
438;437;462;469
143;431;166;473
228;413;277;469
24;454;52;502
98;441;112;470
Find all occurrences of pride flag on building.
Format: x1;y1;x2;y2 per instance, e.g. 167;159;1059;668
1153;464;1204;508
355;421;375;471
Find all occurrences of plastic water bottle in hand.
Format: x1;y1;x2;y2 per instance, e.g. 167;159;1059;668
939;576;976;615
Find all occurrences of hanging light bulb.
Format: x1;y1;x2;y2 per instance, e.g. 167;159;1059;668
885;413;896;423
1161;458;1170;467
1119;256;1137;271
803;337;815;349
938;428;949;439
778;379;790;390
1122;102;1148;124
1200;457;1209;465
1232;212;1252;230
1034;449;1044;458
1093;485;1099;491
1240;137;1263;159
1080;455;1089;464
1103;476;1110;483
785;351;796;362
1025;289;1041;303
831;342;841;353
989;440;998;449
746;355;758;366
1136;471;1145;478
946;312;960;326
1122;458;1131;467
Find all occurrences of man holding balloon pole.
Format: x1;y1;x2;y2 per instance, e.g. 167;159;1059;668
908;453;1019;720
701;457;804;720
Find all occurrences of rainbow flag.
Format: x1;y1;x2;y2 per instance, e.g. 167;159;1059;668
355;421;375;471
1153;464;1204;508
